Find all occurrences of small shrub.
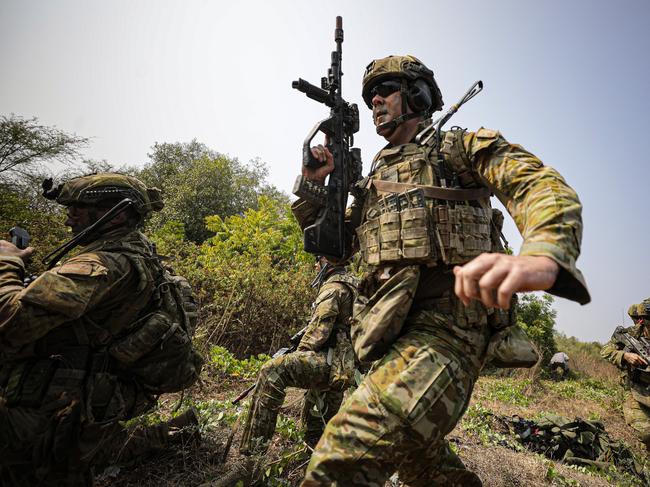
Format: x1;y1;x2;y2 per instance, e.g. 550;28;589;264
481;378;533;407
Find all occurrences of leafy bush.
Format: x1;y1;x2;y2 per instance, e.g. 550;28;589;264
207;346;269;380
481;378;533;406
153;196;315;357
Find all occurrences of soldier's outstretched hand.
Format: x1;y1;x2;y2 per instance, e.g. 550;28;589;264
0;240;34;260
302;136;334;185
453;254;559;309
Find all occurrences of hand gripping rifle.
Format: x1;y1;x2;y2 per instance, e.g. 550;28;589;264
232;326;308;405
612;325;650;386
292;16;363;260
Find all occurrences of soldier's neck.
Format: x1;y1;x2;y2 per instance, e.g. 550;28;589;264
385;117;422;146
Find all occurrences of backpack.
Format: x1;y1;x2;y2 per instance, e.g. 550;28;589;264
106;242;204;394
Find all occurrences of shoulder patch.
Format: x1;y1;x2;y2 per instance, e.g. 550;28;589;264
55;259;108;278
476;127;499;139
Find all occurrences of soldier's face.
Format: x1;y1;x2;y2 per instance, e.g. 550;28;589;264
372;84;417;145
372;89;404;137
65;204;108;234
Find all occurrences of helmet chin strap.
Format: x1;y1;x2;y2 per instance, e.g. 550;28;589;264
375;78;425;136
375;111;421;135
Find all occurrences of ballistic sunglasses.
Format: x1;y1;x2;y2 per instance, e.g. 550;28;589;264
364;79;402;107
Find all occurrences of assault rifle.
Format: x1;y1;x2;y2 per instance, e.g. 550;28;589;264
612;325;650;385
232;326;308;405
292;16;363;260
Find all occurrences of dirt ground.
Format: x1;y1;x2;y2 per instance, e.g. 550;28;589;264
98;375;649;487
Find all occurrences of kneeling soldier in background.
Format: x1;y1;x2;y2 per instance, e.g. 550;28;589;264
0;173;202;486
602;300;650;451
221;257;358;485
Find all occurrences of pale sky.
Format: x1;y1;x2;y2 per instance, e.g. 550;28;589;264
2;0;649;343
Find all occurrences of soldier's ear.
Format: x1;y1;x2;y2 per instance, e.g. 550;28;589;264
109;209;130;226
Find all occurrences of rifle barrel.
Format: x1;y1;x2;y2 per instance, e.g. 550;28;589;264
292;78;332;106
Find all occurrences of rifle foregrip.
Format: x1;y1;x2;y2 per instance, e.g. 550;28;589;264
293;78;330;105
293;175;328;207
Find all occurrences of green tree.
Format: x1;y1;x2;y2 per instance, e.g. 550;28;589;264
517;293;558;366
137;140;285;243
0;114;88;179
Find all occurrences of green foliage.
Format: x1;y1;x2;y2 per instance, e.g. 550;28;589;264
0;176;69;273
544;378;618;405
517;293;558;366
275;416;302;442
461;403;521;450
544;460;580;486
260;445;307;486
0;114;87;178
155;196;314;356
207;345;269;379
138;140;286;243
555;333;605;359
481;378;532;406
194;397;242;427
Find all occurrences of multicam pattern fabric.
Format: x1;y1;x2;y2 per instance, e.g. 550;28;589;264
239;271;356;454
601;322;650;449
294;126;588;485
464;129;587;301
293;127;589;304
302;302;484;487
0;229;167;485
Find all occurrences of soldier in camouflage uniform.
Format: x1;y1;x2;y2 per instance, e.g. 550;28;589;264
601;301;650;451
239;257;358;455
292;55;590;486
0;173;200;486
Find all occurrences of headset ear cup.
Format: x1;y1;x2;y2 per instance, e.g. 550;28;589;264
407;79;432;113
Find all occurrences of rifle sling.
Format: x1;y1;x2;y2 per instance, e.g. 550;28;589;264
368;179;491;201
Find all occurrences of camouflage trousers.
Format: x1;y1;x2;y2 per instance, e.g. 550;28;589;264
0;396;120;486
623;393;650;449
240;350;344;454
301;321;485;486
0;395;181;486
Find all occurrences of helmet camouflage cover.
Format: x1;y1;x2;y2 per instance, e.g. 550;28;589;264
48;173;163;217
361;54;443;112
628;300;650;319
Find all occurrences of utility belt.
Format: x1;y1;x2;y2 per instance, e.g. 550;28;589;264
356;182;495;268
0;349;138;421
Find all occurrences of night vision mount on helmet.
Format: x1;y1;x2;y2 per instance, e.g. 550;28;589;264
40;173;164;269
43;173;163;216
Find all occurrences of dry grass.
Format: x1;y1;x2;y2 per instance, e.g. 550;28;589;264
454;434;613;487
98;341;648;487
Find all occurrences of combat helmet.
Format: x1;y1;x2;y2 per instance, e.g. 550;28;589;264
628;300;650;320
362;55;444;115
43;173;163;219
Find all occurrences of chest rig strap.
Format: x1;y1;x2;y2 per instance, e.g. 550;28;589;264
368;179;491;201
